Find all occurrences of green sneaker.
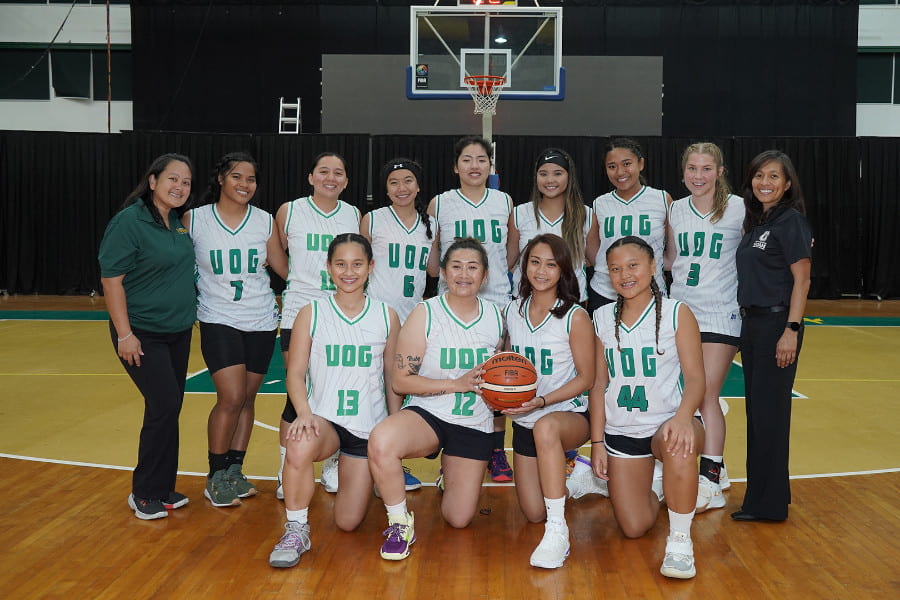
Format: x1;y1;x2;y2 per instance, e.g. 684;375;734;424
226;463;257;498
204;468;240;507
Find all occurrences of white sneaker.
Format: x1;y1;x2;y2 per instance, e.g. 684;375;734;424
660;532;696;579
529;520;570;569
696;474;726;511
565;456;609;499
275;473;284;500
652;459;665;503
269;521;311;568
719;464;730;490
320;453;339;493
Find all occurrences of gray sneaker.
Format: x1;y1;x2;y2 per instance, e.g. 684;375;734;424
660;532;696;579
269;521;311;568
204;468;240;507
226;464;257;498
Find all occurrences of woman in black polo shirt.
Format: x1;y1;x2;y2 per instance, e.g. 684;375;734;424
733;150;812;523
99;153;197;520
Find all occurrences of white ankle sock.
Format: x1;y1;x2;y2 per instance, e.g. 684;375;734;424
544;496;566;525
668;508;695;538
286;508;308;524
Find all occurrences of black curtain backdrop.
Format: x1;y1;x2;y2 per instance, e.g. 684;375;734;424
130;1;857;138
2;131;897;298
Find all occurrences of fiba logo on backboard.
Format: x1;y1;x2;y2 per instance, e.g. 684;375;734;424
415;64;429;89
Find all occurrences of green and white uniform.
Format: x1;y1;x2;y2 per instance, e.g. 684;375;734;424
503;298;588;429
405;295;504;432
366;206;435;323
188;204;279;331
434;188;512;306
281;196;361;329
512;203;594;302
594;297;684;438
590;186;668;299
668;194;743;337
306;296;392;438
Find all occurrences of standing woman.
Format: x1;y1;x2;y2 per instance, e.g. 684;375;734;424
732;150;812;523
428;136;514;481
590;236;706;579
183;152;288;508
99;153;196;520
269;234;402;568
274;152;361;498
665;142;744;511
589;138;671;314
362;158;440;323
507;148;599;304
502;234;594;569
368;238;504;561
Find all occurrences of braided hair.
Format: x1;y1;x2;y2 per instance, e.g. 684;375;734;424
606;236;665;355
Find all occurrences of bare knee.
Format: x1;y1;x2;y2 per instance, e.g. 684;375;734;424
522;508;546;524
442;507;475;529
620;520;652;539
335;515;363;532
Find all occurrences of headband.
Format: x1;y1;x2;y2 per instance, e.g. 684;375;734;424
536;149;570;172
382;159;422;186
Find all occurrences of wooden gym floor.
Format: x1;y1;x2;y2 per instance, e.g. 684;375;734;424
0;296;898;599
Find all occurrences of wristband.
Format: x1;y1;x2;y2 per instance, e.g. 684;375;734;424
591;440;605;445
536;395;546;407
117;331;133;342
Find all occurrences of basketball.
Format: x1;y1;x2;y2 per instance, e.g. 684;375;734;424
480;351;538;410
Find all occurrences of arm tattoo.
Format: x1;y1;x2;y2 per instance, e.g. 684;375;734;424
406;355;422;376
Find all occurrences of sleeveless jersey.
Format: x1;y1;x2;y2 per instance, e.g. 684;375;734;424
503;298;588;429
188;204;279;331
281;196;361;329
590;186;668;299
512;203;594;302
405;295;504;432
366;206;435;323
434;188;512;306
668;194;743;337
306;296;392;439
594;297;684;438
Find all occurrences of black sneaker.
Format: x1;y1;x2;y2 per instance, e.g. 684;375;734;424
128;494;168;520
163;491;189;510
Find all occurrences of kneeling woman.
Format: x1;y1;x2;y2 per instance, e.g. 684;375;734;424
368;238;504;561
502;234;594;569
590;236;706;579
269;233;402;568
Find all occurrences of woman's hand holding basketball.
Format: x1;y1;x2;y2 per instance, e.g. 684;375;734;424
454;366;485;395
117;335;144;367
501;395;542;415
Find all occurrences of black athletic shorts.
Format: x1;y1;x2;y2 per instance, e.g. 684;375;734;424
280;328;292;353
700;331;740;347
199;322;276;375
604;433;655;458
512;411;591;458
329;421;369;458
403;405;493;461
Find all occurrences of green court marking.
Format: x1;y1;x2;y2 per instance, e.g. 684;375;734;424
0;310;109;320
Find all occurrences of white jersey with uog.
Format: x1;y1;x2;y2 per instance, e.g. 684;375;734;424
405;295;504;433
434;188;512;306
189;204;279;331
306;296;391;439
590;186;668;299
594;297;684;438
281;196;361;329
504;298;588;429
366;206;435;323
668;194;743;337
512;203;594;302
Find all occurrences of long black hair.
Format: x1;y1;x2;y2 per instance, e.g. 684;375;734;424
517;233;579;319
741;150;805;231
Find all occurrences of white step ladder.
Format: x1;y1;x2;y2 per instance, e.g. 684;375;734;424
278;97;301;134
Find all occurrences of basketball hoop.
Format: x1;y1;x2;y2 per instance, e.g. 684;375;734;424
464;75;506;115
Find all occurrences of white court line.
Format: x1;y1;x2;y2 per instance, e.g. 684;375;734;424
1;452;898;483
730;358;807;399
254;419;279;431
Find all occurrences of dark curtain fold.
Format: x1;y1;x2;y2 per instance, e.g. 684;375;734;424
859;138;900;300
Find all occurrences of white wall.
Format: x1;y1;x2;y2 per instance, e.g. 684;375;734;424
857;6;900;136
0;3;132;133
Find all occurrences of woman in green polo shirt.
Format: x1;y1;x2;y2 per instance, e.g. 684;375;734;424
99;153;198;520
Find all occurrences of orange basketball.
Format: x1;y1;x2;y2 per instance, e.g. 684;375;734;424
480;351;538;410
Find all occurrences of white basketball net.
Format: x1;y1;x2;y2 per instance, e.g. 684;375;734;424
464;76;506;115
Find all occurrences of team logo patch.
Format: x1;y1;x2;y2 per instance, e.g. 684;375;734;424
753;230;770;250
